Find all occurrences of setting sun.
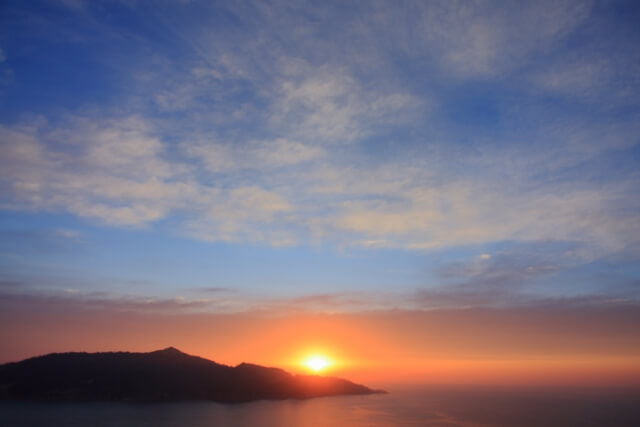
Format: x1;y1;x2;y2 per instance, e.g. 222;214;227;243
304;355;331;373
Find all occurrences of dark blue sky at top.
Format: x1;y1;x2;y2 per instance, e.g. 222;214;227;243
0;0;639;312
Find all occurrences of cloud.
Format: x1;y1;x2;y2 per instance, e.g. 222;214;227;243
182;186;294;244
1;109;639;258
4;273;637;318
320;175;639;256
526;41;640;107
0;117;185;226
269;68;421;143
531;57;610;95
0;116;295;235
0;287;217;314
412;282;640;311
191;287;236;294
184;138;324;172
252;292;380;313
0;281;378;316
0;0;638;264
0;280;22;289
410;241;640;310
349;0;592;78
418;246;571;308
51;228;81;239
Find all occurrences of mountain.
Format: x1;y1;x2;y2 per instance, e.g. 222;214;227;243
0;347;383;403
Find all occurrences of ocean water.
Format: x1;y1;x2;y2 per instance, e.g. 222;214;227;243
1;386;639;427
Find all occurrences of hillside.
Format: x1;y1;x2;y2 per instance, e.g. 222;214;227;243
0;347;383;403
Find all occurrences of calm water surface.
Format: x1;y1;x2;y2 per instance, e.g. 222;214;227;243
2;386;639;426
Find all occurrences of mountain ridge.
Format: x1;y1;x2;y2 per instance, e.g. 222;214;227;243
0;348;384;403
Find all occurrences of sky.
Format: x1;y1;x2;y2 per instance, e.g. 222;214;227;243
1;0;639;386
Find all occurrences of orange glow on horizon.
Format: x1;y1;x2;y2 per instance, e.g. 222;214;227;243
3;304;640;388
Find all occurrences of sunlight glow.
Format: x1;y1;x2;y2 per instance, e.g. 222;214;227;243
304;355;331;373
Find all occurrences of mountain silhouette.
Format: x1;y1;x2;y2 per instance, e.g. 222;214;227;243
0;347;383;402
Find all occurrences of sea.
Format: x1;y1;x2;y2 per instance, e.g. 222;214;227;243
1;385;639;427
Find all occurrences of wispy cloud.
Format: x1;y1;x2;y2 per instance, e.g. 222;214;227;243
1;108;638;257
0;287;218;314
268;68;421;143
191;287;237;294
0;0;638;286
184;138;324;172
0;116;185;226
1;273;639;317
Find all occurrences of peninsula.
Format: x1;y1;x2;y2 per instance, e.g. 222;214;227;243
0;347;383;403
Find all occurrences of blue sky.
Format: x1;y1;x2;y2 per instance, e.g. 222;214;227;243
1;0;639;313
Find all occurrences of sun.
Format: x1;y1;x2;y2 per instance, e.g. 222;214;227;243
304;355;331;373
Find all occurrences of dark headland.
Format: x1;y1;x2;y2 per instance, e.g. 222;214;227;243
0;347;384;403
